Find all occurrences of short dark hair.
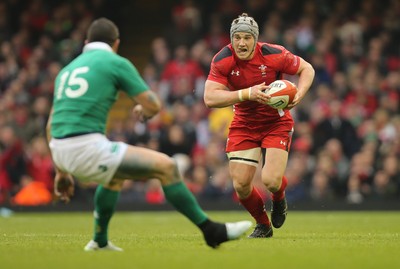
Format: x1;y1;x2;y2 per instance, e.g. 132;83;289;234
87;18;119;46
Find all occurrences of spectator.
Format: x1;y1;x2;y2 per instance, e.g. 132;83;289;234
371;170;396;200
313;99;361;158
145;179;165;204
284;151;310;203
26;136;54;191
201;164;233;201
310;170;335;201
23;95;50;141
159;123;194;157
163;0;203;49
0;125;27;203
203;15;230;53
148;37;171;80
159;44;205;105
346;142;378;203
186;164;209;196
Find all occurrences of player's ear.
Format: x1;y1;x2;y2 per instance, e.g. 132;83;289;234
112;39;120;52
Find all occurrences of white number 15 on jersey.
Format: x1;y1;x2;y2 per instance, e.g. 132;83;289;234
56;66;90;99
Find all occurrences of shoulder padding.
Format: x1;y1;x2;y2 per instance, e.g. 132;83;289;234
213;47;232;63
261;44;282;55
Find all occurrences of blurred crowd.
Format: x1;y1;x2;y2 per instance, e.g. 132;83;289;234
0;0;399;207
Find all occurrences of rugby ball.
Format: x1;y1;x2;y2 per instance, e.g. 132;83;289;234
265;80;297;109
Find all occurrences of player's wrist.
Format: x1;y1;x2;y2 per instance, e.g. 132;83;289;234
238;87;252;102
238;89;244;101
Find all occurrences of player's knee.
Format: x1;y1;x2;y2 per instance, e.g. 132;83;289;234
230;169;254;197
157;155;180;185
262;175;282;192
105;178;124;191
233;180;252;197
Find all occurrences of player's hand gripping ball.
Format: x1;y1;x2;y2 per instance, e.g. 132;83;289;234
265;80;297;109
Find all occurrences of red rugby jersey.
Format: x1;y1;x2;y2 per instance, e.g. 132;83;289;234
207;42;300;127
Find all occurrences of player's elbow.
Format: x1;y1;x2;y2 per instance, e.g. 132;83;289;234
203;95;218;108
203;95;213;108
203;89;219;108
300;60;315;78
204;80;228;108
306;61;315;76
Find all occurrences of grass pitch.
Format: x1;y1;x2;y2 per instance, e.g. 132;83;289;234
0;211;399;269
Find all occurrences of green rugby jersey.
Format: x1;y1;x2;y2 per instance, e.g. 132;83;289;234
51;42;148;138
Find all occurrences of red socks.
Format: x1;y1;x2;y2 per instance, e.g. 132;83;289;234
272;176;288;202
239;187;270;225
239;177;288;225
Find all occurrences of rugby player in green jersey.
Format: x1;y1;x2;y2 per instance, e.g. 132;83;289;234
46;18;251;251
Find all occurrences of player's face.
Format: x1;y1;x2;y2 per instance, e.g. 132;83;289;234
232;32;255;60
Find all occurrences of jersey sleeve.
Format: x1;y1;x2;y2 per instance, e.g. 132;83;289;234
281;48;301;75
207;60;229;85
116;58;149;97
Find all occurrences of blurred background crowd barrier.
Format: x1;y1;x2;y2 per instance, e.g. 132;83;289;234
0;0;399;210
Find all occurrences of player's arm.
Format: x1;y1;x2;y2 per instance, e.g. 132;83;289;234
131;90;162;122
204;80;269;108
118;58;162;121
46;108;75;203
287;58;315;108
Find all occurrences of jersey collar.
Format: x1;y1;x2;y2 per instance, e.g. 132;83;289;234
83;42;113;53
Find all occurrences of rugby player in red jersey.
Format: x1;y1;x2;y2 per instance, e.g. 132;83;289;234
204;13;315;237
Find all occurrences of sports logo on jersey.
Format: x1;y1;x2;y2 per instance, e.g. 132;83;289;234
110;143;120;153
231;70;240;76
259;65;267;77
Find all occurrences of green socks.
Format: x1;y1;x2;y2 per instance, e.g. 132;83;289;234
93;185;120;247
162;182;208;225
92;182;207;246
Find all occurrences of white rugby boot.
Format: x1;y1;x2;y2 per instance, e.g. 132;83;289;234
84;240;123;251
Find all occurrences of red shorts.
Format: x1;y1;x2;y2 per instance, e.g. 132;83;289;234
226;121;294;152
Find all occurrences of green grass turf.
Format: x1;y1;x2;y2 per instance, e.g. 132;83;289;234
0;211;399;269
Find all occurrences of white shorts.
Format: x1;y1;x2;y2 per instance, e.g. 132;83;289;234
49;133;128;185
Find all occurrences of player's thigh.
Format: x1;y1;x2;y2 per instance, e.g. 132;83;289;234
114;145;175;181
229;161;258;187
262;147;288;183
227;147;261;186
